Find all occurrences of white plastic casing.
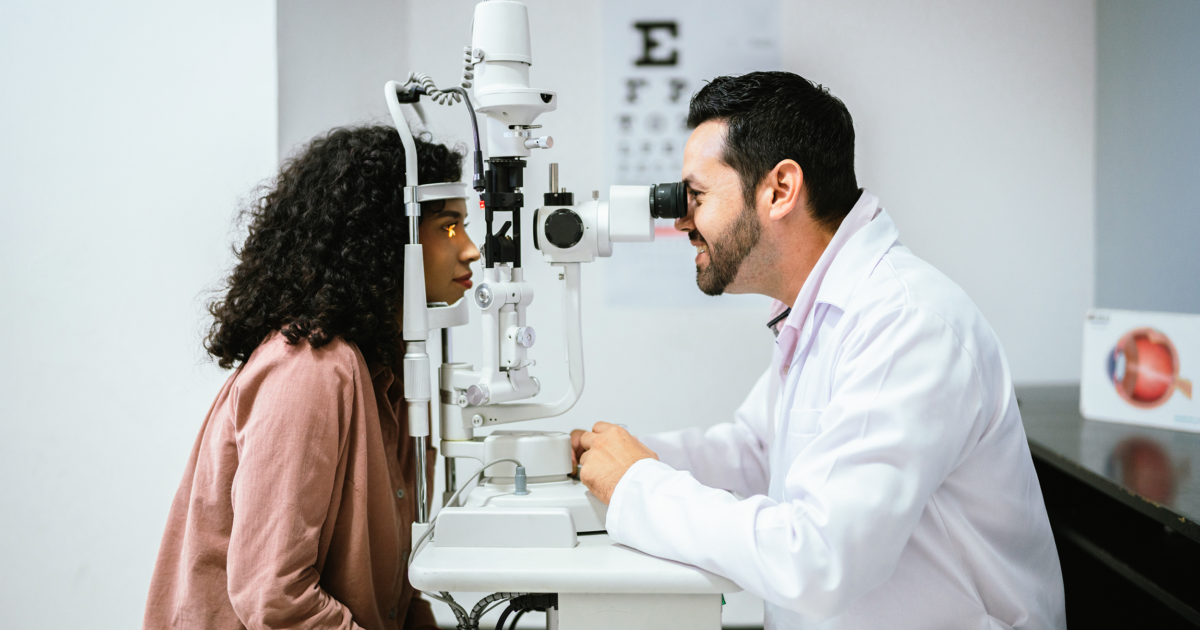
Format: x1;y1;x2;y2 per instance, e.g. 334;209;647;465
484;431;571;478
537;185;654;264
536;200;603;263
472;1;532;63
470;0;556;158
441;430;572;479
463;479;607;533
434;507;577;548
607;185;655;242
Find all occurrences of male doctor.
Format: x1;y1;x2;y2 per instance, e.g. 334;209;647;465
573;71;1066;629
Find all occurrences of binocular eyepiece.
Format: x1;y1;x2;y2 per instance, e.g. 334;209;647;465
536;180;689;263
649;182;688;219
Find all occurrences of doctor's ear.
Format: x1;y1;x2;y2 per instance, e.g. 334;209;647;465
761;159;804;222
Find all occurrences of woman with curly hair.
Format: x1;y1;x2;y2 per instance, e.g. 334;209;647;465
143;125;479;630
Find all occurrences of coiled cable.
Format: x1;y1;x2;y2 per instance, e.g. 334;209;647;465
471;592;524;627
461;45;480;90
406;71;461;106
401;72;485;193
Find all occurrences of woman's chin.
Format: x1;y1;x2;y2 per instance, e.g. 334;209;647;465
428;287;467;305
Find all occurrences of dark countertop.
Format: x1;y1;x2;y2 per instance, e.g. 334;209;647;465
1017;384;1200;542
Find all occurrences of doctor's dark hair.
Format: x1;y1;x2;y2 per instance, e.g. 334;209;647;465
687;71;859;231
204;124;463;370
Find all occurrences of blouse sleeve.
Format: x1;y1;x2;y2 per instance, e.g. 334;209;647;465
225;352;364;630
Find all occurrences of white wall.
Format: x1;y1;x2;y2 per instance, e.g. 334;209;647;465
0;3;277;629
783;0;1096;383
278;0;411;160
1095;0;1200;314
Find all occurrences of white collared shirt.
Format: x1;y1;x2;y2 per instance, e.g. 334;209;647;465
607;191;1066;630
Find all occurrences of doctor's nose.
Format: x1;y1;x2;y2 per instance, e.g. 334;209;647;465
674;205;695;233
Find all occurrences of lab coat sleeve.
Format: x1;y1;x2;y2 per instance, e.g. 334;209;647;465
638;368;773;498
606;306;986;622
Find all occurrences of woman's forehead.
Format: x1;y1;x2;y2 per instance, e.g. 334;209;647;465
441;197;468;219
424;197;468;220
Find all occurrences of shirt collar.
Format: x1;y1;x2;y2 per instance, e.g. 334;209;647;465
770;190;898;370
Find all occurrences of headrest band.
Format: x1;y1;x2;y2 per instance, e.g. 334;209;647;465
415;182;469;203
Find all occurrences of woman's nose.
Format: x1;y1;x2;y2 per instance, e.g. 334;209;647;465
461;235;481;263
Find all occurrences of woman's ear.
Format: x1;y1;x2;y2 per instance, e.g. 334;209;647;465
764;159;803;222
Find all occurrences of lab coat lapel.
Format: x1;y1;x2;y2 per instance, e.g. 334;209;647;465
810;206;900;315
770;206;901;501
787;204;900;390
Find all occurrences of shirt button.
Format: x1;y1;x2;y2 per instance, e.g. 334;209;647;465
388;607;397;619
395;488;405;499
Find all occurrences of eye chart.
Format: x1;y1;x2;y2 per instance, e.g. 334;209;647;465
602;0;779;307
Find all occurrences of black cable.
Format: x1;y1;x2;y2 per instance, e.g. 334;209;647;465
766;306;792;331
494;602;517;630
493;594;555;630
445;87;485;193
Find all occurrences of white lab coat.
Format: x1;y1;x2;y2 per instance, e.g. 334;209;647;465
606;192;1066;629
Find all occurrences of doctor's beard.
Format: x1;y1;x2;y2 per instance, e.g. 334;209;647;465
692;199;762;296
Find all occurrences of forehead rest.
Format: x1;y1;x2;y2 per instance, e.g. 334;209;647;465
416;182;469;203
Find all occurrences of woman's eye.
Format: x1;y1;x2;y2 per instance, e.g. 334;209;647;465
445;223;457;238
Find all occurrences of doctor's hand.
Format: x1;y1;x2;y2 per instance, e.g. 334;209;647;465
576;422;659;505
570;429;587;467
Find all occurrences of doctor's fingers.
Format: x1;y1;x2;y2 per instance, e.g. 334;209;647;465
570;429;585;465
591;421;626;435
578;430;599;451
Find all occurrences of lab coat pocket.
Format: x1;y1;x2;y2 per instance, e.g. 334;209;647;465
784;409;824;463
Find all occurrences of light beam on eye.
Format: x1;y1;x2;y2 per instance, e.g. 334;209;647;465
447;225;456;238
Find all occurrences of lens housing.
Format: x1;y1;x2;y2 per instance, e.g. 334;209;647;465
649;182;687;219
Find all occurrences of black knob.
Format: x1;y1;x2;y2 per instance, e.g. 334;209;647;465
544;209;584;249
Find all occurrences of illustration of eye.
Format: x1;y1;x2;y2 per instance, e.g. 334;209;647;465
1107;327;1193;408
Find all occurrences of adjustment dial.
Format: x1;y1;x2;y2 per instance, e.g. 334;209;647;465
544;209;584;249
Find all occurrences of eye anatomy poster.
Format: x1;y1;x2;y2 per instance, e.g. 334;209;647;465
602;0;779;307
1082;309;1200;433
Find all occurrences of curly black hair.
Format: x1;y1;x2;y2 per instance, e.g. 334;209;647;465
205;124;464;370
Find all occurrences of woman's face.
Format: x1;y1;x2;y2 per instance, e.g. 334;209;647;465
419;198;481;304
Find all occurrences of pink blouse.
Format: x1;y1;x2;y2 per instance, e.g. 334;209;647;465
144;332;437;630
